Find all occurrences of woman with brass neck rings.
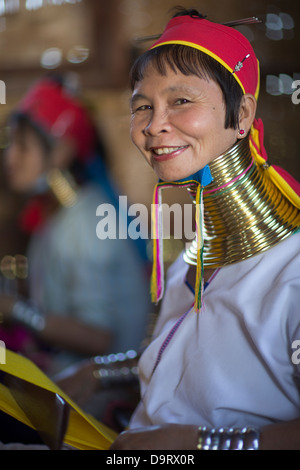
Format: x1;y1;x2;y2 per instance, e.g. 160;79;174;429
0;77;150;379
111;9;300;450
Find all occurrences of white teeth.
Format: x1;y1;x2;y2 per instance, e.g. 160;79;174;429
153;146;186;155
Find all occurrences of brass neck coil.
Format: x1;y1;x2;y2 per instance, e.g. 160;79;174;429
184;137;300;268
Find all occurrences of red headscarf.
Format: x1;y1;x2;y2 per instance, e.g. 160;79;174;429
15;79;97;234
151;15;260;99
17;78;96;161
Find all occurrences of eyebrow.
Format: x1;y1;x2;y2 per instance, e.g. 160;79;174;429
130;93;148;108
166;85;197;93
130;85;200;107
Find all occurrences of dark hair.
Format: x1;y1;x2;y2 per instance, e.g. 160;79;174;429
170;6;207;19
130;9;243;129
10;112;54;156
9;107;109;185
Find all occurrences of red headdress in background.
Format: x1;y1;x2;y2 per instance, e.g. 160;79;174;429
18;78;96;162
15;78;97;233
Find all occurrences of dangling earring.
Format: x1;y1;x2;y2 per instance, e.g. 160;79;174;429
47;168;77;208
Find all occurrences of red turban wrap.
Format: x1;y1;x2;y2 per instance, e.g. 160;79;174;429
18;78;96;161
151;15;260;99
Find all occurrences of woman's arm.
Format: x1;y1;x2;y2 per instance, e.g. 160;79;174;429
0;294;112;356
38;314;112;356
109;419;300;450
259;418;300;450
110;424;199;450
55;351;139;406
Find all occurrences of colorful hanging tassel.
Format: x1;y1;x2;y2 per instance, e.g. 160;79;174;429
150;176;208;313
151;182;164;303
193;183;204;312
249;118;300;210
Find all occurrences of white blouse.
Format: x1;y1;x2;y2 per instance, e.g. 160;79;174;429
130;231;300;430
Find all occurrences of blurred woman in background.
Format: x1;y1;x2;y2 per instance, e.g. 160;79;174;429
0;76;150;376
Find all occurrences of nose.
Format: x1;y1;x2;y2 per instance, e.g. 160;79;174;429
4;141;22;176
143;109;170;136
4;142;17;166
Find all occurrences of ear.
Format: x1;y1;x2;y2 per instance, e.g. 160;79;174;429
50;138;77;170
237;93;257;139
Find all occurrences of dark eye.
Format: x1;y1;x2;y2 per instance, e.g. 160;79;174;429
134;104;152;113
175;98;190;105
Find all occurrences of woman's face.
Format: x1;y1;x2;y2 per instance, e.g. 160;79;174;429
4;126;48;193
130;63;238;182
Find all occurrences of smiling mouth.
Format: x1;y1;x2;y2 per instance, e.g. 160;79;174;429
151;146;188;160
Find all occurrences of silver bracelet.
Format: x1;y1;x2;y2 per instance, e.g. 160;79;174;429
93;365;139;388
92;349;138;366
197;426;260;450
11;300;46;332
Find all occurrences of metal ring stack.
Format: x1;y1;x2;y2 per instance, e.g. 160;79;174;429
184;137;300;268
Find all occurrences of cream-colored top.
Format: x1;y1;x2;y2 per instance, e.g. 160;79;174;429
130;232;300;429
